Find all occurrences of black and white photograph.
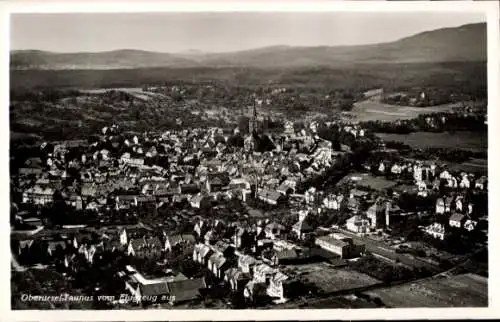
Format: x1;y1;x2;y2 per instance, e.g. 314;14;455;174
6;0;499;318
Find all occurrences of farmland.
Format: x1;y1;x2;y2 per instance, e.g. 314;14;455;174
286;262;381;294
363;273;488;307
339;172;398;191
350;95;464;122
375;131;487;153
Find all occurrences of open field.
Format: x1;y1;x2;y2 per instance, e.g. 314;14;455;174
289;262;381;294
342;172;398;191
375;131;487;153
350;96;464;122
80;87;166;101
363;273;488;307
447;158;488;174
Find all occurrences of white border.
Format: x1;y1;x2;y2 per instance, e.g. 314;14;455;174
2;1;499;321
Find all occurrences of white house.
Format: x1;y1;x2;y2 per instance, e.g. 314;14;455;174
346;215;370;234
424;223;446;240
449;213;465;228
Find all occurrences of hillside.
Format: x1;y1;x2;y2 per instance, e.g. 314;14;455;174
10;23;486;70
10;49;199;70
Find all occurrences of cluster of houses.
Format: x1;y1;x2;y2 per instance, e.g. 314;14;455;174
14;120;355;229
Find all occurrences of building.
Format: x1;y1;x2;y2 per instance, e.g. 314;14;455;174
424;223;446;240
345;215;370;234
167;278;206;305
128;237;163;258
192;243;213;265
266;271;292;302
435;198;445;215
315;234;365;259
238;254;258;274
449;213;466;228
224;268;251;292
165;234;196;252
292;210;314;240
257;189;284;206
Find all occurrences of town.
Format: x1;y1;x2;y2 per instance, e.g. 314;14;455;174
10;86;488;309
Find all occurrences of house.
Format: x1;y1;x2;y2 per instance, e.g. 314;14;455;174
346;194;361;212
233;227;254;249
165;234;196;252
238;254;258;273
444;196;454;213
475;176;487;190
47;240;67;257
167;277;206;305
257;189;284;206
128;237;163;258
190;193;212;209
435;198;445;214
16;239;34;256
266;249;299;266
224;268;251;292
267;271;299;302
192;243;213;265
22;186;55;205
424;223;446;240
244;280;268;302
464;219;478;232
459;175;471;189
206;172;230;192
276;180;296;195
207;252;230;279
315;234;365;259
323;194;343;210
264;222;285;240
366;202;384;229
136;281;170;304
292;215;314;240
345;215;370;234
213;240;235;258
449;213;466;228
193;220;208;239
455;197;464;212
252;263;278;284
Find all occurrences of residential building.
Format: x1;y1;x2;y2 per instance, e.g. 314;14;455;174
345;215;370;234
315;234;365;259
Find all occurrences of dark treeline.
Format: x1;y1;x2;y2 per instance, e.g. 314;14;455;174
361;112;487;134
384;141;487;164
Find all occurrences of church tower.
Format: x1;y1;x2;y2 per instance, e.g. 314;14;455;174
249;99;257;135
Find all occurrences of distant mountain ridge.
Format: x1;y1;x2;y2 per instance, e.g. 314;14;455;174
11;22;486;70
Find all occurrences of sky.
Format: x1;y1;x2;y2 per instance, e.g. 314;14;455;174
10;12;486;53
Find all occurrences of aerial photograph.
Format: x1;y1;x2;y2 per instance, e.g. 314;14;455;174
10;11;488;310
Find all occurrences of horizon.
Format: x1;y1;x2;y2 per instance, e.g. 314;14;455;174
10;12;485;53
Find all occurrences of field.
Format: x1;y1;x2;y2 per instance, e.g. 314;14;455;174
341;172;398;191
375;131;487;153
287;262;381;294
363;273;488;307
350;95;462;122
447;158;488;174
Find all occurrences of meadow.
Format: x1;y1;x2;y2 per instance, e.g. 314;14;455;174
375;131;487;153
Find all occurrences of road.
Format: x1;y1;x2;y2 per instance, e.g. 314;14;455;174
333;227;440;271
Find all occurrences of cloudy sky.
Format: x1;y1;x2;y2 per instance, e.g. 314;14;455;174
10;12;486;53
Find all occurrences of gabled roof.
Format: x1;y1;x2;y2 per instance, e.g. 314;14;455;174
139;281;169;297
167;278;206;303
449;213;465;222
274;249;298;260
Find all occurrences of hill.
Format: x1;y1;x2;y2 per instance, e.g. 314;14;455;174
10;49;199;70
10;23;486;70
